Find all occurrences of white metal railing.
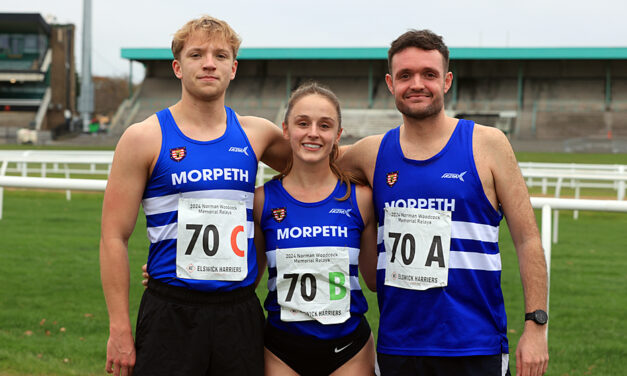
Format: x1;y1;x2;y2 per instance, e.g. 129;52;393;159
520;165;627;234
520;162;627;201
0;153;113;177
529;197;627;331
0;150;113;203
3;154;624;199
0;175;107;220
519;161;626;173
0;160;274;220
530;196;627;248
0;175;107;191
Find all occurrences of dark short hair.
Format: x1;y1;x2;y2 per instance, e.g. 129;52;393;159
387;29;449;73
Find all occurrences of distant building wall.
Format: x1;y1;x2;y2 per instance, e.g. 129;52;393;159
0;14;77;142
129;55;627;141
47;24;75;130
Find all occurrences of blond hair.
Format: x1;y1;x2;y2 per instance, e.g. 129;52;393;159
171;16;242;60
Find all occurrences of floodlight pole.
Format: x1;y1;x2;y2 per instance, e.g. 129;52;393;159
78;0;94;133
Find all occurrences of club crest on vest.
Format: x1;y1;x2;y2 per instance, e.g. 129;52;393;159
272;207;287;222
386;171;399;187
170;147;187;162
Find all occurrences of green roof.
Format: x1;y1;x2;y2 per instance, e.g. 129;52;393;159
452;47;627;59
121;47;388;60
121;47;627;61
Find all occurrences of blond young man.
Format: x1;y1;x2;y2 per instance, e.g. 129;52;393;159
339;30;549;376
100;16;288;376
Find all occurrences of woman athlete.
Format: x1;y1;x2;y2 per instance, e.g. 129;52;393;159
253;82;378;376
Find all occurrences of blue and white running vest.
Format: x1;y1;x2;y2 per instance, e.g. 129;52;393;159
260;179;368;339
141;107;258;291
373;120;508;356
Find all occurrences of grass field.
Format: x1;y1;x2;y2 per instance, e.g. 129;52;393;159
0;151;626;375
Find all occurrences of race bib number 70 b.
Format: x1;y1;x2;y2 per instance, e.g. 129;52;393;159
176;198;248;281
276;246;351;325
384;207;451;290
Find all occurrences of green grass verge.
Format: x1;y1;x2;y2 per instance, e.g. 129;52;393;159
501;211;627;375
0;190;146;376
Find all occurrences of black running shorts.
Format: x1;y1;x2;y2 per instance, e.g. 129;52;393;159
264;316;371;376
377;352;511;376
133;279;265;376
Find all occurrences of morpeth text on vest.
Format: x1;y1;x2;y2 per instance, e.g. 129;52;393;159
277;226;349;240
171;168;250;185
384;198;455;211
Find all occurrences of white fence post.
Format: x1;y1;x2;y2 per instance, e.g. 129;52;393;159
541;204;552;337
0;160;7;220
256;163;267;187
552;178;563;244
574;183;580;220
619;165;625;201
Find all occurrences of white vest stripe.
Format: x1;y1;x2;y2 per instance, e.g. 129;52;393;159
376;249;502;271
267;275;362;292
142;189;254;216
147;220;254;244
377;220;499;244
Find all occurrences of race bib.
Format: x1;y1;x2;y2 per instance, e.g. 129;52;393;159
383;207;451;290
176;198;248;281
275;246;350;325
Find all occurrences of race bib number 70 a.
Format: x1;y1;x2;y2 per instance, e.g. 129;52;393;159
384;207;451;290
176;198;248;281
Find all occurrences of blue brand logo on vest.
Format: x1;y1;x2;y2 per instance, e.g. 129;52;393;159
329;208;352;217
441;171;467;182
228;146;249;156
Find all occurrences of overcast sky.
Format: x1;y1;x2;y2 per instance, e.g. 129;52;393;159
3;0;626;80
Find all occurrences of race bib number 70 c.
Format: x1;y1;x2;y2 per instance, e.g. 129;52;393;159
176;198;248;281
384;207;452;291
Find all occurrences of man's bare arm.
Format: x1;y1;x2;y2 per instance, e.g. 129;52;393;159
100;119;159;376
239;116;290;173
252;186;267;288
337;135;383;187
355;184;377;292
482;127;549;376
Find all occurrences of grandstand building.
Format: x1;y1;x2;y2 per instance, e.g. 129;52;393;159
119;46;627;146
0;13;76;143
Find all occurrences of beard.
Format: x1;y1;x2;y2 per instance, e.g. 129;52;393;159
395;91;444;120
